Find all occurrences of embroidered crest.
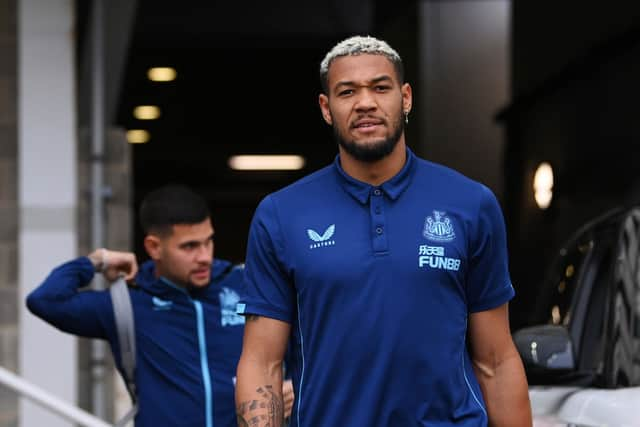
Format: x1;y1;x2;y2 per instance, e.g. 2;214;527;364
219;287;245;326
423;211;456;242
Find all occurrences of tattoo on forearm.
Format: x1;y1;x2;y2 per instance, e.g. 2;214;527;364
236;414;249;427
261;385;284;425
236;385;284;427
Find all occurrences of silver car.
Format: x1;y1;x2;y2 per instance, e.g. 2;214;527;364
513;207;640;426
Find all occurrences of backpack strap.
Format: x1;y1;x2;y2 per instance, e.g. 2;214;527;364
109;277;139;426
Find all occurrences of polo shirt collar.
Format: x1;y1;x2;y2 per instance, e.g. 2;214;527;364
333;147;416;204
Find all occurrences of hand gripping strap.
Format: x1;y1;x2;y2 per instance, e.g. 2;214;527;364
109;277;139;425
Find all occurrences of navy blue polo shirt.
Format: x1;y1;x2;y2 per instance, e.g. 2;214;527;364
238;148;515;426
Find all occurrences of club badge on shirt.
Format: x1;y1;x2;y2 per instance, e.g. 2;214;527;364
423;211;456;242
219;287;245;326
420;211;460;271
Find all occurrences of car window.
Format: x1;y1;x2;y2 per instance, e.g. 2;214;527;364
578;246;613;371
530;238;594;327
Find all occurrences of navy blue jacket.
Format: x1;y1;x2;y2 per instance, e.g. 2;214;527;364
26;257;246;427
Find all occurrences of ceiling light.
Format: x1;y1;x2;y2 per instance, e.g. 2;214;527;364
147;67;177;82
228;155;305;171
126;129;150;144
533;162;554;210
133;105;161;120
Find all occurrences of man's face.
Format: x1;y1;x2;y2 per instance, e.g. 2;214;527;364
319;54;412;162
149;218;215;288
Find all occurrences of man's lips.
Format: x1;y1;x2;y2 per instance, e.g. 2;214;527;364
351;117;384;129
192;268;210;278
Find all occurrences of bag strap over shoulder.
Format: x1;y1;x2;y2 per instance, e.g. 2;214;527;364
109;277;138;426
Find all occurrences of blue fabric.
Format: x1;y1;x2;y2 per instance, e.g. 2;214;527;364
27;257;246;427
240;148;515;427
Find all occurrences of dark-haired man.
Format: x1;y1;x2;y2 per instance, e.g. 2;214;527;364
236;36;531;426
27;185;293;427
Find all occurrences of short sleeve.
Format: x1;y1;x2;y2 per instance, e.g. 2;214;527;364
237;195;295;323
466;186;515;312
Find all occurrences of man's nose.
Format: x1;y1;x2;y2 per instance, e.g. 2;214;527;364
354;90;377;112
196;245;213;263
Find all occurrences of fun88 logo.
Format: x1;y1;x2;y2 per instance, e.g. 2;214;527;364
418;245;461;271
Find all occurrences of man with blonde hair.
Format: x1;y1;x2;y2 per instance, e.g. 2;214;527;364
235;36;531;426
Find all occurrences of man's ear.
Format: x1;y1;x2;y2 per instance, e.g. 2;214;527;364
401;83;413;113
318;94;333;125
144;235;162;261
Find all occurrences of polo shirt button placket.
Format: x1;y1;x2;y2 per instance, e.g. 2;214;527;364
373;188;382;215
370;187;388;253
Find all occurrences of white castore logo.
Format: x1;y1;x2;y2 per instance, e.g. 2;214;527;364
307;224;336;249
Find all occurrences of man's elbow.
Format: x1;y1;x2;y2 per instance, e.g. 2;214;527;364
472;358;496;379
25;286;58;322
25;290;43;317
472;346;522;380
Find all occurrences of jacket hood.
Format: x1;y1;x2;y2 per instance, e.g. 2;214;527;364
135;258;233;298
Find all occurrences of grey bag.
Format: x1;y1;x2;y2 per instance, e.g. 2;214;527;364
109;277;138;426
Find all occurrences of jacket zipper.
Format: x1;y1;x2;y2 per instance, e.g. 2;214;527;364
159;278;214;427
194;300;214;427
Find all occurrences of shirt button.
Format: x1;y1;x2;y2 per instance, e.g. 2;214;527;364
375;207;381;214
373;189;382;196
376;227;383;235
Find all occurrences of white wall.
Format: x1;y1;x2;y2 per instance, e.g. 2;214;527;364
18;0;78;425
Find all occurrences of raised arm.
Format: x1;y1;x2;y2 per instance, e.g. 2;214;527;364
468;303;532;426
26;249;138;339
236;315;291;427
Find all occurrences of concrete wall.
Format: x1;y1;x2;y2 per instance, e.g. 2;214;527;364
77;127;133;421
0;0;135;423
418;0;510;199
17;0;78;425
0;0;19;425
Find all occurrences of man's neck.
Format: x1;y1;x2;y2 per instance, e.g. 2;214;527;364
339;139;407;186
154;266;188;290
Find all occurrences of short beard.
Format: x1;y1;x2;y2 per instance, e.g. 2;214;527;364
333;111;404;163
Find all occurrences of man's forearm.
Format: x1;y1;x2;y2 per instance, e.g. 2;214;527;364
474;354;532;426
235;358;284;427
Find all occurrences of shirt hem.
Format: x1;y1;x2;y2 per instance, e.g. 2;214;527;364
468;284;515;313
237;301;292;324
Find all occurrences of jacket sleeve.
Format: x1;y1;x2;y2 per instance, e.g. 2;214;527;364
26;257;115;340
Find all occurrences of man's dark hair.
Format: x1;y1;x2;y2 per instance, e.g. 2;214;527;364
139;185;210;236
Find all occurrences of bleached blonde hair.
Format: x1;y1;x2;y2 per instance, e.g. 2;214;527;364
319;35;404;93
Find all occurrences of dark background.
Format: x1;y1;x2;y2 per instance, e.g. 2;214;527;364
79;1;640;330
109;0;419;263
501;3;640;328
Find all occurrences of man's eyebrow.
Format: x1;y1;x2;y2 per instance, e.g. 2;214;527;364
179;233;214;247
369;75;393;85
333;75;394;91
